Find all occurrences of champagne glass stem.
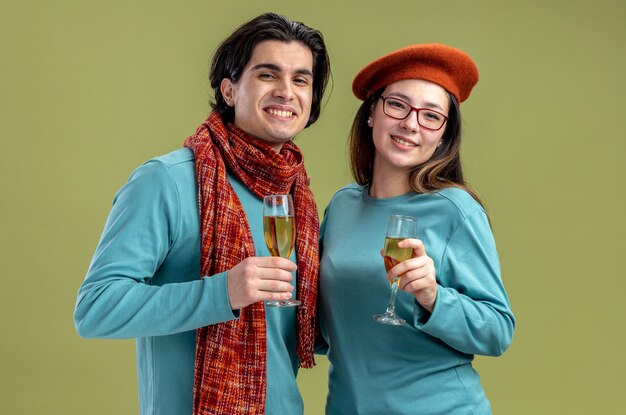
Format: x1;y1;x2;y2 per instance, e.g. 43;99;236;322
384;281;400;317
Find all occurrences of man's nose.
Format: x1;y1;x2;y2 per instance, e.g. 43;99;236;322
273;79;294;100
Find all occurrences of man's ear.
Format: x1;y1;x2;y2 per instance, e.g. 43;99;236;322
221;78;235;107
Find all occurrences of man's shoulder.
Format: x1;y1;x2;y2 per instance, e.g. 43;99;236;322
127;148;196;189
151;147;196;168
139;148;196;179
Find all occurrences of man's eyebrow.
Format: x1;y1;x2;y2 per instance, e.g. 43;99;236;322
250;63;281;72
294;68;314;77
250;63;313;77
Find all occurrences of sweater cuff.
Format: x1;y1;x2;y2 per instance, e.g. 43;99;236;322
201;272;240;323
413;284;446;331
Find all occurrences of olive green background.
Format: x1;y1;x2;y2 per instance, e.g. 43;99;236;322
1;0;625;414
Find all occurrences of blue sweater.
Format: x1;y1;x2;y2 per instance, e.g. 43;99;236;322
74;148;303;415
318;184;515;415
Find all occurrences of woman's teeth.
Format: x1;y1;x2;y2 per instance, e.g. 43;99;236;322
391;136;417;147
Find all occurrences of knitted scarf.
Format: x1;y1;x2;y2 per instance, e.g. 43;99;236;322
183;111;319;415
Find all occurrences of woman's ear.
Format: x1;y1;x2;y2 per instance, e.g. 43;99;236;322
368;101;377;127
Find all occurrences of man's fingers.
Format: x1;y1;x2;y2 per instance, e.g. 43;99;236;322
227;256;297;309
253;256;298;271
257;279;294;294
261;290;293;302
257;267;295;282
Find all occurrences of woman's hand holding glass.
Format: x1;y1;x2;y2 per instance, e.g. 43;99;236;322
374;215;416;325
385;238;437;313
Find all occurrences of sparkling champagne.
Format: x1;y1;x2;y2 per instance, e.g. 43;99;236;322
383;237;413;286
263;215;295;258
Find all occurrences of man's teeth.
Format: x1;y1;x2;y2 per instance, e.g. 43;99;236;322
391;136;417;147
268;108;293;118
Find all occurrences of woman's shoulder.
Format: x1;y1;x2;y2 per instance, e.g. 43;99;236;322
334;182;363;194
327;182;364;205
432;186;485;219
320;183;365;215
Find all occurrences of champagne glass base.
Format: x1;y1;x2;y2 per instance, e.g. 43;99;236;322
373;314;406;326
266;299;302;307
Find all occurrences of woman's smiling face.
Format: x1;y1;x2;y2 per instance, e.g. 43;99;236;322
370;79;450;176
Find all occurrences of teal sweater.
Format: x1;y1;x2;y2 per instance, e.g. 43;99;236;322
318;184;515;415
74;148;303;415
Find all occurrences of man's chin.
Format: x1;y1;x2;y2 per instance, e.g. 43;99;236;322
261;128;305;146
250;134;293;151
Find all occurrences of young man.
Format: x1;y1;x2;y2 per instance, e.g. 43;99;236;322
74;13;331;415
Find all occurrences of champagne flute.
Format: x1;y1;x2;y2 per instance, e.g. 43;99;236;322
262;194;300;307
373;214;417;325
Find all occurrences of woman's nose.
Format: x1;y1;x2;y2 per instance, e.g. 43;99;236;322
400;109;420;132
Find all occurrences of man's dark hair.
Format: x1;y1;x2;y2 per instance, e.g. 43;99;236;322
209;12;331;127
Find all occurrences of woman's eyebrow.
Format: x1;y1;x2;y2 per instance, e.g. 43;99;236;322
387;92;445;111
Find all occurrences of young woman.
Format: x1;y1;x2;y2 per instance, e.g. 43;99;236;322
318;44;515;414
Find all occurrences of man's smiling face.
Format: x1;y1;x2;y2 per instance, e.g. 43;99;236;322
220;40;314;150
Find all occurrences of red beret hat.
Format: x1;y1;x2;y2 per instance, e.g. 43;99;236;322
352;43;479;104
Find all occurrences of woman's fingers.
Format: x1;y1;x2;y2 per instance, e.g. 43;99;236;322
398;238;426;257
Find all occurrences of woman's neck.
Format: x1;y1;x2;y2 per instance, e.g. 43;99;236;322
369;170;412;198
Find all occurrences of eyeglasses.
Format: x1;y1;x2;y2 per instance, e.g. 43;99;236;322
379;96;448;131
